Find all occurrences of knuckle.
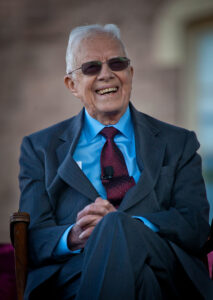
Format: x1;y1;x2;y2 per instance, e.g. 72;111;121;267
77;211;82;218
88;203;95;211
102;207;108;215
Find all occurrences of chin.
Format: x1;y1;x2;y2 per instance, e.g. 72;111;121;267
100;98;126;110
101;106;127;120
99;105;122;115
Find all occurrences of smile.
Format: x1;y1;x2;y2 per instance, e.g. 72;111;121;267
96;87;118;95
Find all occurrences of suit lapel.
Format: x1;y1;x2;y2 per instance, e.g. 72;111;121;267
119;104;166;211
56;109;99;202
55;104;166;208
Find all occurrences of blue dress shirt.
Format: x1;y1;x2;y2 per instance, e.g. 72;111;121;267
55;106;158;256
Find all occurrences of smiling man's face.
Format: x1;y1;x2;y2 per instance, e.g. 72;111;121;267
65;34;133;125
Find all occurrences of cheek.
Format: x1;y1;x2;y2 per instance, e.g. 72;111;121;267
122;78;132;94
79;84;94;101
84;80;96;96
121;72;133;87
81;91;96;109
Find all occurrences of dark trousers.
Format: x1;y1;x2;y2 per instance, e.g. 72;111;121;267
54;211;201;300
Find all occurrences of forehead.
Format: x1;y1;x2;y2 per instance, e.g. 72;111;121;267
75;34;126;64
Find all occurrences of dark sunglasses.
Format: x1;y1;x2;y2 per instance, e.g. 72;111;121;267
68;57;130;76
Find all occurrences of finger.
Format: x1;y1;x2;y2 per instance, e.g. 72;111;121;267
89;199;112;211
79;226;95;240
95;198;117;211
77;203;108;221
95;197;111;207
76;214;102;229
77;201;116;221
95;197;106;203
77;204;94;220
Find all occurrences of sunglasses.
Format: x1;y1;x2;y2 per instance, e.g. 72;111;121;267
68;57;130;76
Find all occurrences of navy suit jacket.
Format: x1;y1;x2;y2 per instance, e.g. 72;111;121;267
19;103;212;298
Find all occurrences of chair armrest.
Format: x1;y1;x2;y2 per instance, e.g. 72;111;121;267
10;212;30;300
10;212;30;246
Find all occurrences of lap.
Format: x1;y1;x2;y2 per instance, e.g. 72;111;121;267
55;212;198;299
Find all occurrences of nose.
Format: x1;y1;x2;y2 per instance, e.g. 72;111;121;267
97;62;115;81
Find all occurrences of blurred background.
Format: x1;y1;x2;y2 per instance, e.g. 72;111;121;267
0;0;213;243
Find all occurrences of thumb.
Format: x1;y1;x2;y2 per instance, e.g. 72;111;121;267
95;197;104;203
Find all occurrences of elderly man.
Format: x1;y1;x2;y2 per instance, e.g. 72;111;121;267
19;24;213;299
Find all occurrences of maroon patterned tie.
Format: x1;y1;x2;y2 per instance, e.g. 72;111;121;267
100;127;135;207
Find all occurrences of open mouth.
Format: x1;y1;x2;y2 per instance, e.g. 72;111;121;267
96;87;118;95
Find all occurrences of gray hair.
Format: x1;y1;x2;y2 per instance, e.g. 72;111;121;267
65;24;127;74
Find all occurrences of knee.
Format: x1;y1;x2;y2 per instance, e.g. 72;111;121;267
84;212;127;248
90;211;128;236
95;211;139;236
99;211;147;231
101;211;127;225
89;211;147;243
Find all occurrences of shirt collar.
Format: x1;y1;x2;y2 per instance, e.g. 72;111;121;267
84;106;133;142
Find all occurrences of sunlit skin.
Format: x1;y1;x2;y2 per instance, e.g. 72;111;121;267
67;197;116;251
64;33;134;125
65;33;134;250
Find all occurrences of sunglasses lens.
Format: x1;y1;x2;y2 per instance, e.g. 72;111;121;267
108;57;130;71
82;61;102;75
80;57;130;76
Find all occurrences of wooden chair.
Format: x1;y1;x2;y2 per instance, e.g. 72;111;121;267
10;212;213;300
10;212;30;300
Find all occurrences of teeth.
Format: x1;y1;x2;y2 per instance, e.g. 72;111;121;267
97;87;118;95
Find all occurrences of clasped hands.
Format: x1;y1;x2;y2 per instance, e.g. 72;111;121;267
68;197;116;251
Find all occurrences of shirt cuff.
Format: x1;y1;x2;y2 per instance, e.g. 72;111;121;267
54;224;82;256
132;216;159;232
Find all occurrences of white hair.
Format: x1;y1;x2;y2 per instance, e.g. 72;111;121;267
65;24;127;74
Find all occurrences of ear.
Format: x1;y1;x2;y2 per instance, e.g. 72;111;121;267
130;66;134;77
64;75;79;97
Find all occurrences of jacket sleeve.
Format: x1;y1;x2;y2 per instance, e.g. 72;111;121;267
19;136;71;267
143;131;210;254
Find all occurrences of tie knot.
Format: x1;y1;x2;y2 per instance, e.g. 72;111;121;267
100;127;119;140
